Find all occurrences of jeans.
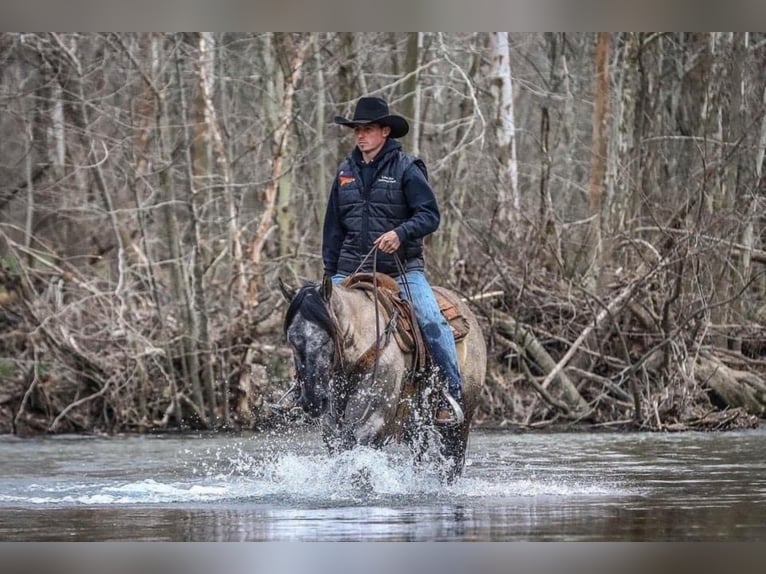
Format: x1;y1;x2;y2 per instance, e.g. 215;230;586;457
332;270;462;401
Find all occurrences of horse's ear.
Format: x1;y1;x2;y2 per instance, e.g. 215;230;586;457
320;274;333;302
278;278;296;302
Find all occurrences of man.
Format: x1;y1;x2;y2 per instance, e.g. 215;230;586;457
322;95;462;425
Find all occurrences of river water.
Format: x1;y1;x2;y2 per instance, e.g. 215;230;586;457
1;425;765;541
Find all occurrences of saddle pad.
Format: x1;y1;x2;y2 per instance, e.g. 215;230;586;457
432;286;471;342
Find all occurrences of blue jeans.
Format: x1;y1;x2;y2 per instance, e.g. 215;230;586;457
332;270;462;400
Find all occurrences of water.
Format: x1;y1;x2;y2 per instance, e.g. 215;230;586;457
1;426;765;541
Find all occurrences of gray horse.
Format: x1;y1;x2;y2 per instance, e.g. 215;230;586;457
279;274;487;481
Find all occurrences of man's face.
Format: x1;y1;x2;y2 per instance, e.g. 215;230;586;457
353;123;390;157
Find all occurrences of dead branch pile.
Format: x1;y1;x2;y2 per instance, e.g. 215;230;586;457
473;242;765;431
1;238;764;435
0;261;293;435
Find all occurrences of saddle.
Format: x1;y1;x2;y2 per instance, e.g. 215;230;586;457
341;273;470;372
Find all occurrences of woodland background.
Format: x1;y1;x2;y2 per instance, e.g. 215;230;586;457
0;32;764;435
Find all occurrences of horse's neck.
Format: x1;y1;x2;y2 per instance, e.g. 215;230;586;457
332;286;388;360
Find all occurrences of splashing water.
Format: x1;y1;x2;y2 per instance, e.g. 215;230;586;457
0;432;621;507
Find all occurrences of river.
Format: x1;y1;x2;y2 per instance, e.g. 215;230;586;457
1;425;765;541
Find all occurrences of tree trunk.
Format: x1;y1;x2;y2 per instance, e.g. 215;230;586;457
609;33;639;235
190;32;220;425
746;81;766;300
401;32;423;156
490;32;520;238
314;38;328;235
197;32;246;307
584;32;611;286
247;33;311;307
157;40;205;427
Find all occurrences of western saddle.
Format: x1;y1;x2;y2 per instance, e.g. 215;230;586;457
340;272;470;372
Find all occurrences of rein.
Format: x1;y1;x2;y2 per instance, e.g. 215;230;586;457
370;249;383;383
335;247;401;380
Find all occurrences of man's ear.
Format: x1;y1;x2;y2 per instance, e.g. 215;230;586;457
278;278;296;302
381;125;391;138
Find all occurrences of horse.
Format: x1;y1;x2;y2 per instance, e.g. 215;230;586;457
278;273;487;481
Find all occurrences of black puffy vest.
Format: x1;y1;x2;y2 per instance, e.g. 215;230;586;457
335;150;427;276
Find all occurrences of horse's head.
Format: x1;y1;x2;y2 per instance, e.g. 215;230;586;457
280;276;338;418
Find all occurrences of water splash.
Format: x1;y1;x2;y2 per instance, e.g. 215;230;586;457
0;440;624;507
0;479;230;505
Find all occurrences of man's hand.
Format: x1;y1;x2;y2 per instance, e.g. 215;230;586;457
373;230;401;254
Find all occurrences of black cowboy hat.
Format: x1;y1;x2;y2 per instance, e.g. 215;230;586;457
334;96;409;139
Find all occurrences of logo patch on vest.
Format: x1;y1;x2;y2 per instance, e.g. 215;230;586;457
339;173;355;187
377;176;397;184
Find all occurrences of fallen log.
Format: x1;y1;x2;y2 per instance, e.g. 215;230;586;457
694;353;766;417
494;315;589;417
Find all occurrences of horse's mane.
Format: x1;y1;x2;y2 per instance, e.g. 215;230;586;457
283;282;337;339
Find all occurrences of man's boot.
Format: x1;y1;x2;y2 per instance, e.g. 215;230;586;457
435;386;464;426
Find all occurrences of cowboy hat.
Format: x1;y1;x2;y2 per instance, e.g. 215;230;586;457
334;96;409;139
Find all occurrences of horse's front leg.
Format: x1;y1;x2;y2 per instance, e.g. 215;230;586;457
320;414;357;452
319;405;386;451
340;370;402;448
346;409;387;448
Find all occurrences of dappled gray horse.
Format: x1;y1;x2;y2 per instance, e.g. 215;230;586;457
280;274;487;480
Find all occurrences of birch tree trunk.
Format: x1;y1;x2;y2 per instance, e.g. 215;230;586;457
314;38;328;232
276;136;296;259
23;63;35;267
274;36;296;260
728;32;746;353
557;35;576;213
490;32;520;238
197;33;246;305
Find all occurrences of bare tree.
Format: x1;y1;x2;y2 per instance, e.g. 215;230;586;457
247;33;312;306
490;32;520;238
585;32;611;286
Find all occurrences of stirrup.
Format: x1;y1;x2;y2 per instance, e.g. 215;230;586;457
435;389;464;426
